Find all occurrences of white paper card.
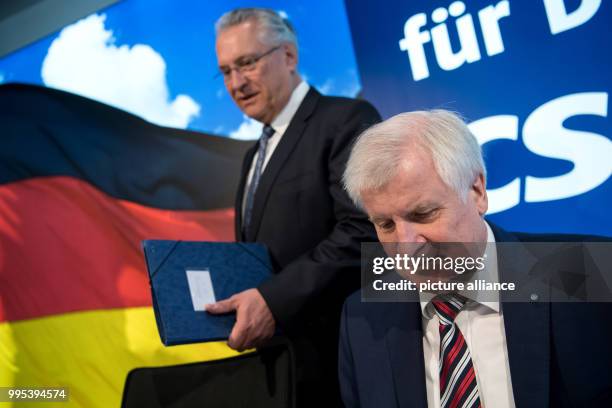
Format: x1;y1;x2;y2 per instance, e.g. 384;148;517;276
186;269;216;311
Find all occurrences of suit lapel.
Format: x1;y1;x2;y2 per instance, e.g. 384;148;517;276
235;145;257;241
245;88;320;241
384;301;428;408
491;223;551;407
502;302;550;407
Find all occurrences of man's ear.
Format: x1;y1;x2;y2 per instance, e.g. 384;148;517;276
471;173;488;216
283;43;298;72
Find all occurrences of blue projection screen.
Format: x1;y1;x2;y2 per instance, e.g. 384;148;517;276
345;0;611;236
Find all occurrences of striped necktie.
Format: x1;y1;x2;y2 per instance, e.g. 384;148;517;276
431;294;481;408
243;125;275;235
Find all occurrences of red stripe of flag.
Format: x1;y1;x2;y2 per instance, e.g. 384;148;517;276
0;176;235;323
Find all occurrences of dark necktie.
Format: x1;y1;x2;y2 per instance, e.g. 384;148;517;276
431;294;481;408
243;125;275;235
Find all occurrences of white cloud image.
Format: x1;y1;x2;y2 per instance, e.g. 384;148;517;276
315;69;361;98
318;78;335;95
41;14;200;129
229;116;262;140
341;81;361;98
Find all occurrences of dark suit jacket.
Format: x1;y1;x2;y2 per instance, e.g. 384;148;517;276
339;223;612;407
235;87;380;354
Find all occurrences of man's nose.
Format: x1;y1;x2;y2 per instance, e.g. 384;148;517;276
395;221;426;243
228;69;248;91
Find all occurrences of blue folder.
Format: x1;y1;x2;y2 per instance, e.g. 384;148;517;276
142;240;273;346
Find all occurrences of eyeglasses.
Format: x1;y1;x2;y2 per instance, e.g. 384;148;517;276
217;45;281;79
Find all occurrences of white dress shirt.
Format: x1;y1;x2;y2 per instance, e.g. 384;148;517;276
419;222;516;408
241;81;310;217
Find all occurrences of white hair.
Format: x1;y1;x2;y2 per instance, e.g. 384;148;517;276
343;110;486;208
215;8;298;51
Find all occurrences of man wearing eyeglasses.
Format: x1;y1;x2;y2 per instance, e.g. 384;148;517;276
206;7;381;406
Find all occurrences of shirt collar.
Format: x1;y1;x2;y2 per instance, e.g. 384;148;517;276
419;220;500;318
269;81;310;136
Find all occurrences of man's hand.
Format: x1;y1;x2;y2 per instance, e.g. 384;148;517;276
205;288;275;351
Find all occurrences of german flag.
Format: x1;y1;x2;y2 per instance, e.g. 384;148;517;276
0;83;253;406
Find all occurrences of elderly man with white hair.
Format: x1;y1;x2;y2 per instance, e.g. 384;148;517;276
338;110;612;408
